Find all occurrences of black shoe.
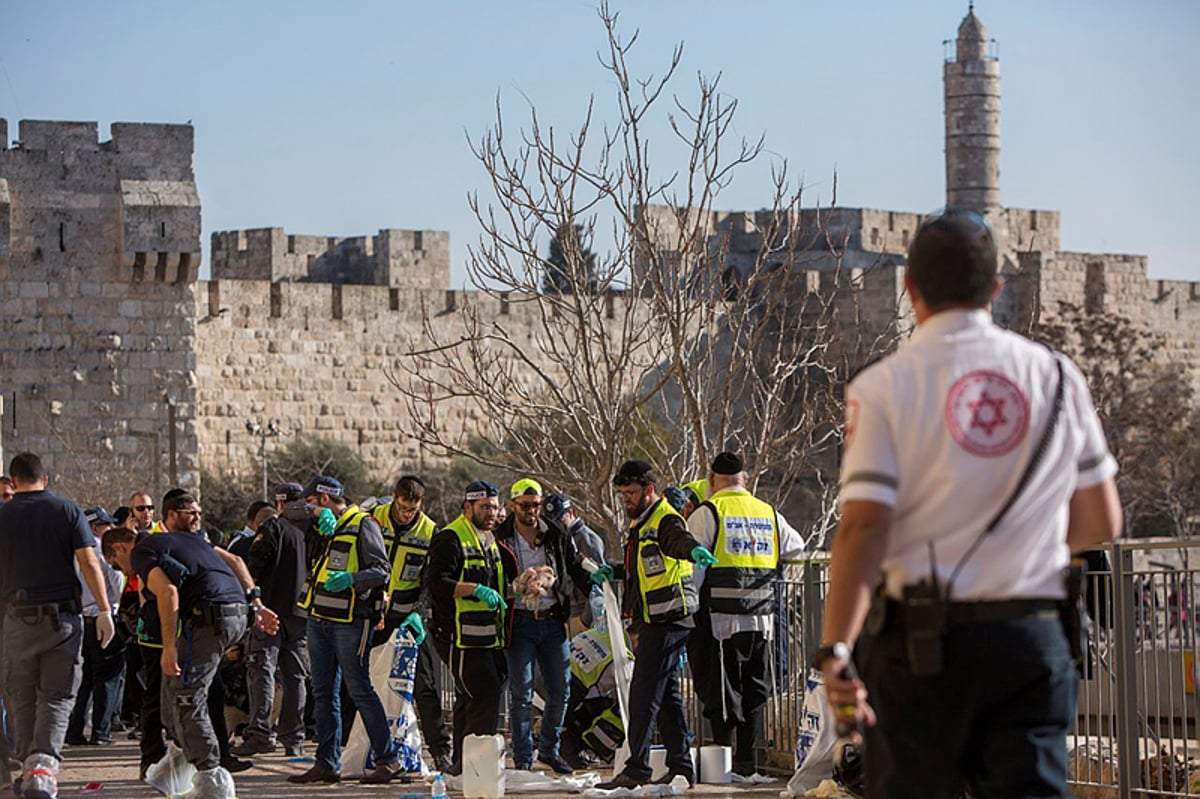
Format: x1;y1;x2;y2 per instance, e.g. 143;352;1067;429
433;752;453;773
231;738;278;756
537;752;574;775
283;741;306;758
652;770;696;787
126;729;142;740
90;736;116;746
444;761;462;777
287;764;341;784
64;735;91;746
596;773;644;790
110;720;128;732
220;755;253;773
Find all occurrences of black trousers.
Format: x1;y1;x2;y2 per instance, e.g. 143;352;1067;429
434;639;505;770
704;630;769;771
620;623;692;781
138;645;166;771
858;612;1078;799
66;617;126;741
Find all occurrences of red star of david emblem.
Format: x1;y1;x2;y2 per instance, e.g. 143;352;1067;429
967;390;1008;436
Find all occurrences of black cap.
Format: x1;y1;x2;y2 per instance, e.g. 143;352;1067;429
304;475;344;499
464;480;500;501
543;493;571;521
613;459;657;487
711;451;744;476
274;482;304;502
84;506;117;526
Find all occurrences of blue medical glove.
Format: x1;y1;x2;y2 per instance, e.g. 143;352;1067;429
590;564;615;585
400;611;426;645
316;508;337;537
323;570;353;592
471;584;508;611
691;546;719;569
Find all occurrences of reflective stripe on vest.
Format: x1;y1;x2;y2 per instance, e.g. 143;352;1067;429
704;489;779;615
299;507;368;622
633;499;697;624
446;515;507;649
582;706;625;758
374;504;436;617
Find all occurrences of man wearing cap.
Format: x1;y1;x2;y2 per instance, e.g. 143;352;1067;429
65;507;127;747
290;475;400;785
423;480;511;776
594;459;717;790
0;452;116;799
370;474;452;772
233;496;310;758
686;451;808;777
497;479;592;774
103;493;279;799
543;493;607;629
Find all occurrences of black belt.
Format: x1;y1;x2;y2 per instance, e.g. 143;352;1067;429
884;597;1063;627
513;607;559;619
8;599;81;617
191;603;248;626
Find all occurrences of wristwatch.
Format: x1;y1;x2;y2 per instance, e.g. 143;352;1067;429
246;586;262;604
810;641;851;671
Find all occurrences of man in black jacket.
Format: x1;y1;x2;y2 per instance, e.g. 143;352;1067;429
233;500;309;757
496;478;592;774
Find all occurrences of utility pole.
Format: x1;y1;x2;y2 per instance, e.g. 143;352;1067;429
245;418;285;500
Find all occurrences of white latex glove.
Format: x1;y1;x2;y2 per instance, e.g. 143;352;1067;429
96;613;116;649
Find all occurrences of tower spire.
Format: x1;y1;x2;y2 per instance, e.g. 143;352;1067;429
944;6;1000;214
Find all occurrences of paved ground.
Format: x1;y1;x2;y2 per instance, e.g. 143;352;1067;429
43;739;790;798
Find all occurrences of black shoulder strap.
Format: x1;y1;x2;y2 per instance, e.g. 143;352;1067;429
983;355;1066;535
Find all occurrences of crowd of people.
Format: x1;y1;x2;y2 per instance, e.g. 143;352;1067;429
0;446;803;798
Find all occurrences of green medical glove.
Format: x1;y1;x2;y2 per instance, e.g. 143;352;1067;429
400;611;426;644
590;564;615;585
323;570;353;592
471;584;508;611
691;546;719;569
316;508;337;537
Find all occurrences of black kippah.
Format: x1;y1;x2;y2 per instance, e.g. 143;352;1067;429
711;451;744;475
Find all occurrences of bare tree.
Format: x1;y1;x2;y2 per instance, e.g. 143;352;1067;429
1031;301;1199;537
390;4;901;542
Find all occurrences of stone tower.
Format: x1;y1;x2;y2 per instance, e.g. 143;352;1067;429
944;3;1000;215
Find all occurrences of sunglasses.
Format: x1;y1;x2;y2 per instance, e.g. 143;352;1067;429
135;504;155;512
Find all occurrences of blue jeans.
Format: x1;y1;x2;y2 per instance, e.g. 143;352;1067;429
505;613;569;766
307;617;397;772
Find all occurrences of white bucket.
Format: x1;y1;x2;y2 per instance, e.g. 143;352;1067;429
699;744;732;784
649;746;668;781
462;734;506;798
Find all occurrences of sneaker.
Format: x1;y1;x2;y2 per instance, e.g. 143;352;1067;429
231;738;278;756
63;735;90;746
126;729;143;740
596;772;644;790
90;736;116;746
360;760;404;784
220;754;253;773
283;741;306;758
432;752;453;773
287;764;341;784
536;752;574;775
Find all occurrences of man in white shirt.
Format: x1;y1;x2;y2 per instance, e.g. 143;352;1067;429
686;452;807;777
818;210;1122;799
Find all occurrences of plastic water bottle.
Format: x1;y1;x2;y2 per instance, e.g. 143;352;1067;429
431;772;448;799
590;585;607;631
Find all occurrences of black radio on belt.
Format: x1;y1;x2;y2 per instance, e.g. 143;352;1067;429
902;579;948;677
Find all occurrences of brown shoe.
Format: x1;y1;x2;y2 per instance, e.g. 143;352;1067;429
360;760;404;784
287;764;341;784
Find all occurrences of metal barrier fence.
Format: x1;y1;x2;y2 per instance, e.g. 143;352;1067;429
435;541;1200;797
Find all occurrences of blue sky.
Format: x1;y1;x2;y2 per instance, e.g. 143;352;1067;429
2;1;1197;282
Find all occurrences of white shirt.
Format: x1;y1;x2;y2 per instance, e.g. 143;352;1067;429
839;309;1117;601
78;538;126;618
687;487;809;641
512;529;556;612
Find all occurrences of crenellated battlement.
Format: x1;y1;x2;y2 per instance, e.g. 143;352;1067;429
211;227;450;289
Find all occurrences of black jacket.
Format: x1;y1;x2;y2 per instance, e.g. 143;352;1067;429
424;524;510;646
495;515;593;622
247;515;309;618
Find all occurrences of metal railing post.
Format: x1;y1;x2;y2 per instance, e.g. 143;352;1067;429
1112;542;1141;798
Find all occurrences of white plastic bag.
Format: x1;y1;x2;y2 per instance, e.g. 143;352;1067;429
785;669;838;797
143;743;197;796
342;628;429;778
